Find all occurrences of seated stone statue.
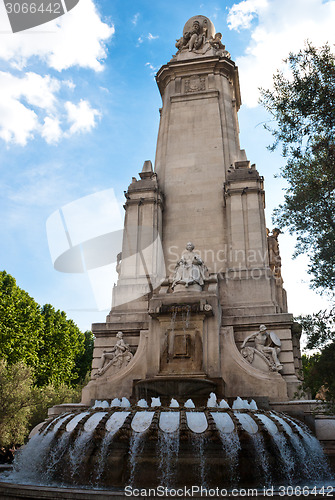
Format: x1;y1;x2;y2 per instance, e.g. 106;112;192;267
175;20;206;53
241;324;283;372
208;32;231;58
172;242;207;290
95;332;133;377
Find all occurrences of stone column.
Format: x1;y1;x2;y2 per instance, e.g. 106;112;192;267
108;160;164;316
155;56;247;275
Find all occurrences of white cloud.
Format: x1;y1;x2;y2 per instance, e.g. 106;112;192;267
0;71;60;145
132;13;140;26
0;72;101;145
42;117;62;144
145;62;156;70
227;0;268;31
0;0;114;72
0;0;114;145
147;33;159;41
228;0;335;107
137;33;158;46
65;99;101;134
145;62;158;76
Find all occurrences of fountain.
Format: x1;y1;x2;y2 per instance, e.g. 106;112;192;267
5;395;332;491
1;14;334;499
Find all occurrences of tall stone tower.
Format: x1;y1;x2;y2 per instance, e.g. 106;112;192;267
82;15;302;406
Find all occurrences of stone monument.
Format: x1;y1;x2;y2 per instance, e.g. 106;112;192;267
81;14;302;406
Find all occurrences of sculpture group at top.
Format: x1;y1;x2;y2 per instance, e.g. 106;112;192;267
173;16;231;60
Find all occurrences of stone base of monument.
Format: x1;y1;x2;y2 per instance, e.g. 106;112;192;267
133;377;219;406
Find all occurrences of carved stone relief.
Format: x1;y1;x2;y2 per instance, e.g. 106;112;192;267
184;75;206;93
241;324;283;372
95;332;133;377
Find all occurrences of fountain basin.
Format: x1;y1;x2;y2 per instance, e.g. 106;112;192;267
4;404;332;491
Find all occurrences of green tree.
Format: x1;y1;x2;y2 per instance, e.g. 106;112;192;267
73;330;94;385
302;353;322;399
0;358;83;447
36;304;86;387
30;383;81;431
298;308;335;350
0;359;34;447
299;308;335;404
260;42;335;291
0;271;43;369
302;346;335;404
0;271;93;387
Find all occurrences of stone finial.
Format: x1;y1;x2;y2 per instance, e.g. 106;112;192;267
139;160;153;179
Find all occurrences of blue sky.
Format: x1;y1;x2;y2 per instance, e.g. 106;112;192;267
0;0;334;337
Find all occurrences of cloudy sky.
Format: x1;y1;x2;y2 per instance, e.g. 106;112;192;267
0;0;334;336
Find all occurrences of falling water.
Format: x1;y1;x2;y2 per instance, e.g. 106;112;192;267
43;431;72;484
170;309;177;333
207;392;218;408
158;431;179;487
68;432;91;482
8;432;55;485
129;432;145;486
190;433;207;487
182;305;191;330
271;413;333;481
250;433;271;486
256;413;295;482
218;431;241;485
95;430;117;483
95;410;131;483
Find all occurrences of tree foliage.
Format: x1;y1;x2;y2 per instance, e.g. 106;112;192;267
298;308;335;350
30;383;81;431
37;304;86;387
0;359;34;447
0;271;43;369
0;270;93;387
260;42;335;291
0;271;93;446
299;308;335;405
0;359;82;448
73;329;94;385
302;345;335;404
